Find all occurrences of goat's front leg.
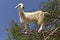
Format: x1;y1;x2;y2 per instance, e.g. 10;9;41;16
23;23;28;34
38;23;45;33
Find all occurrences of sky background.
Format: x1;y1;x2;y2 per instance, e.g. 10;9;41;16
0;0;49;40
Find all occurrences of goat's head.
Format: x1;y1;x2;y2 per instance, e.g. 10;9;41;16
15;3;24;9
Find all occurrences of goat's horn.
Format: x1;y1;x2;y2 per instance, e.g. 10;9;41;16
15;6;17;8
15;5;19;8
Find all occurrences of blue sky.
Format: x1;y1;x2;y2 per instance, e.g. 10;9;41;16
0;0;48;40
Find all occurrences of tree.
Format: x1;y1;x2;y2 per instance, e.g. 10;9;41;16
6;0;60;40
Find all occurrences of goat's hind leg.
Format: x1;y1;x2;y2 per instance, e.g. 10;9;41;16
38;23;44;33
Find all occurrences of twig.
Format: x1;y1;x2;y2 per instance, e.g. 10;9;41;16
52;16;60;23
45;27;59;40
47;16;60;25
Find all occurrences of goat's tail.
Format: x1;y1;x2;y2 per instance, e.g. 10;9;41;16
44;12;50;14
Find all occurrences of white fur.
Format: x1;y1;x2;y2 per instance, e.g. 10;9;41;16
15;3;49;33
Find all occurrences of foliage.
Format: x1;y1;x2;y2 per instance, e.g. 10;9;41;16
42;0;60;25
6;20;60;40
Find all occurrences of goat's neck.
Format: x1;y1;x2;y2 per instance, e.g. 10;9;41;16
18;7;25;18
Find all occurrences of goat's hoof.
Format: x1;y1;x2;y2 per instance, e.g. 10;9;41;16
25;31;28;34
38;30;42;33
38;30;40;33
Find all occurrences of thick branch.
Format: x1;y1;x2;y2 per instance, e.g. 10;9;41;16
45;27;59;40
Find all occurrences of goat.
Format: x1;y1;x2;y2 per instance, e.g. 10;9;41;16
15;3;49;33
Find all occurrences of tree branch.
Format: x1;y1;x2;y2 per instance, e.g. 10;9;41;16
47;16;60;25
44;16;60;40
45;27;59;40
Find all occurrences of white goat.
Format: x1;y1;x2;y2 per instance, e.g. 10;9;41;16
15;3;49;33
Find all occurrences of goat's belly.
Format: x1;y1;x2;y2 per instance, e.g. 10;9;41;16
25;16;38;23
27;18;37;23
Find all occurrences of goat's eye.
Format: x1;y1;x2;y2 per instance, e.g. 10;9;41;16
19;5;21;7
